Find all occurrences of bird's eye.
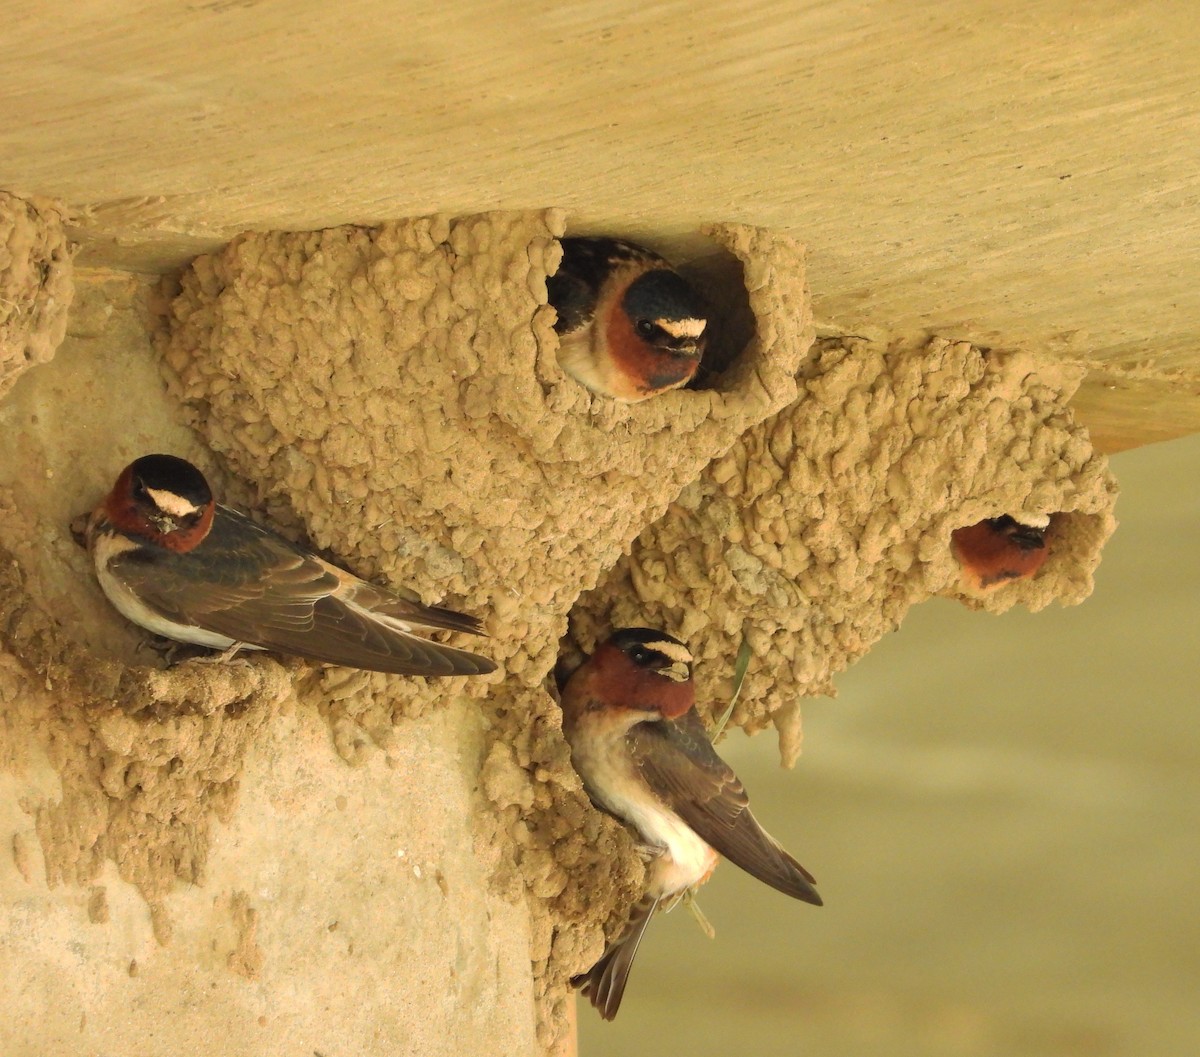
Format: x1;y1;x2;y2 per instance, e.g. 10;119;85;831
635;319;657;338
628;645;657;666
131;477;149;501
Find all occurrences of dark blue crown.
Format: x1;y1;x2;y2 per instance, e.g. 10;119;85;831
130;454;212;507
623;270;706;324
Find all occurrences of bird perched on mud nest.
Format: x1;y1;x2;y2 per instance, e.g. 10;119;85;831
548;236;708;402
951;514;1051;592
559;628;821;1020
80;454;496;677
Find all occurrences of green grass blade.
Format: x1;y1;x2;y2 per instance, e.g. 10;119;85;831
711;636;752;742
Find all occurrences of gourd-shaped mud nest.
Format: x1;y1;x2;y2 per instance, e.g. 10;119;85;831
0;202;1116;1045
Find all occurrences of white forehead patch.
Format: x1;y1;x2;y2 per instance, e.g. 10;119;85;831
144;486;203;519
657;317;707;340
1015;513;1051;529
643;639;693;667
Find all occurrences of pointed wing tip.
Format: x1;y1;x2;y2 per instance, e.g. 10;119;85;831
737;847;822;906
407;644;498;678
445;653;498;677
411;603;489;638
448;611;487;637
781;865;823;906
799;884;823;907
781;857;823;906
327;639;497;679
760;875;822;906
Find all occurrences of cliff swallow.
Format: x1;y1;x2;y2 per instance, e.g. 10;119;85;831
82;454;496;676
548;236;707;402
560;628;821;1020
951;514;1051;592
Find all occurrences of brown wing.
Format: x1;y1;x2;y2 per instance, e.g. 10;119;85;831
109;506;495;676
628;711;821;905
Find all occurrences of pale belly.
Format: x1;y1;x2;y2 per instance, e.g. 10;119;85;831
573;725;719;899
639;809;719;899
92;535;254;651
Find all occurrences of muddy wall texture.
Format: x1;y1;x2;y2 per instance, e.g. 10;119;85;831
0;196;1116;1055
0;191;74;399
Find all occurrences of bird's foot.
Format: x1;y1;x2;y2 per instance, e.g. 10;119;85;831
189;641;255;667
682;890;716;939
68;512;91;549
148;639;255;668
633;842;666;863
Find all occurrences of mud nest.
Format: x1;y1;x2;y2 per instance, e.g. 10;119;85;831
569;335;1117;766
0;203;1118;1045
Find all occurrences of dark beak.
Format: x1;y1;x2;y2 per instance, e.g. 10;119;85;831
1009;527;1047;550
150;513;179;534
668;338;703;359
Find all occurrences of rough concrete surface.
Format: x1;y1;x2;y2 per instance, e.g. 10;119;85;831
0;257;542;1055
2;2;1198;448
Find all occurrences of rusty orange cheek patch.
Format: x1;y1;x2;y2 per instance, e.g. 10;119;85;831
104;486;214;553
951;521;1049;590
605;302;698;396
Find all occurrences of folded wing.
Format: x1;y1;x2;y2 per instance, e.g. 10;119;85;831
110;506;495;676
629;711;821;905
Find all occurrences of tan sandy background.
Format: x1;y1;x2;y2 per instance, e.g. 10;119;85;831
581;432;1200;1057
2;2;1198;1055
